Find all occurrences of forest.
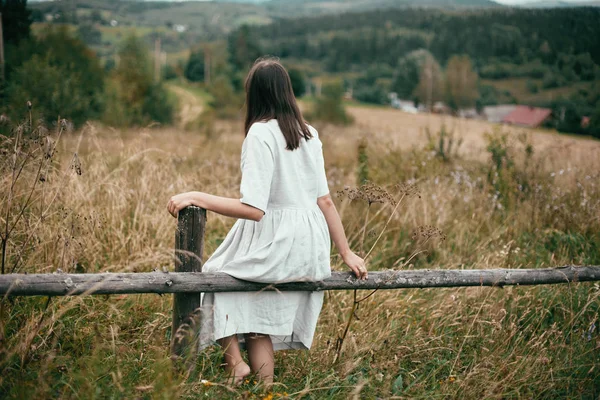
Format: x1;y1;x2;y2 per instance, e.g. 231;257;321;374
244;7;600;134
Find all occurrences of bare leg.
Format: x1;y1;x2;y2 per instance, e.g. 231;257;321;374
218;335;251;385
244;332;274;385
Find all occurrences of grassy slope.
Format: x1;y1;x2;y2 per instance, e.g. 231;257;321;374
1;99;599;397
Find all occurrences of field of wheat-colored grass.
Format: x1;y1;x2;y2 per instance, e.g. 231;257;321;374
1;110;599;398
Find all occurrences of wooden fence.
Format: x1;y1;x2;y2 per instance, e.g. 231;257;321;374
1;206;599;363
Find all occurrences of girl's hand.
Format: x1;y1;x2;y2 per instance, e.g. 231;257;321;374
167;192;194;218
342;251;367;280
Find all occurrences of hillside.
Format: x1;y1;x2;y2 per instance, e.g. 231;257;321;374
30;0;272;44
264;0;501;15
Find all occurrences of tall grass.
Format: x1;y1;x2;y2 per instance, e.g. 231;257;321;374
0;115;598;398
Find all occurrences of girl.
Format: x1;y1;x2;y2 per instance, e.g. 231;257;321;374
167;57;367;385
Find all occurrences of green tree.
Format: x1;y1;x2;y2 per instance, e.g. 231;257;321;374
77;23;102;46
228;25;262;72
5;27;105;127
207;75;243;119
105;35;174;126
309;81;353;125
413;55;444;109
288;68;305;98
445;55;478;112
392;49;434;99
185;48;204;83
0;0;32;45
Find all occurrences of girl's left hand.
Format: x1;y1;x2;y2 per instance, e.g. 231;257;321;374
167;192;194;217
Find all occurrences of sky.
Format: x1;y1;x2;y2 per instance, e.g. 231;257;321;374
494;0;596;3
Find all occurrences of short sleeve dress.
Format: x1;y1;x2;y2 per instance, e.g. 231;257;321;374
198;119;332;351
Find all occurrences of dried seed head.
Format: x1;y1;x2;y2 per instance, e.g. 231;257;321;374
412;225;447;241
70;153;82;175
27;101;32;110
395;182;421;198
337;182;396;206
43;136;55;159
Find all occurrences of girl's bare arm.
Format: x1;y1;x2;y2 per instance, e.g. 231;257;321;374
317;194;367;280
167;191;264;222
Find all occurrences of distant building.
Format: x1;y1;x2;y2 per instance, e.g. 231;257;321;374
502;105;552;128
173;24;187;33
389;93;418;113
483;105;517;123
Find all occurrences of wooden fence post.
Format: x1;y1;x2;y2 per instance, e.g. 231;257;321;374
170;206;206;366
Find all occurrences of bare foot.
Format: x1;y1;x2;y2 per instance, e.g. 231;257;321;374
225;361;251;386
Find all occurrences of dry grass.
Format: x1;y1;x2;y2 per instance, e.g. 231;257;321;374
1;111;599;398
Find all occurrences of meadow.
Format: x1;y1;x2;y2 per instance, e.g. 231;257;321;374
1;106;599;399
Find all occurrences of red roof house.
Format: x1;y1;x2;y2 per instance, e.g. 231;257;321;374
502;106;552;128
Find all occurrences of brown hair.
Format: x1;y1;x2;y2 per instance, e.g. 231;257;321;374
244;57;312;150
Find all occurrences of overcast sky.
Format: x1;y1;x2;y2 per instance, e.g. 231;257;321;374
494;0;595;3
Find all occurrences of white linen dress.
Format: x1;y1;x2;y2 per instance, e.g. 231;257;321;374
198;119;332;351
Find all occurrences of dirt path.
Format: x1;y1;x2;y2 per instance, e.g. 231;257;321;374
167;84;204;129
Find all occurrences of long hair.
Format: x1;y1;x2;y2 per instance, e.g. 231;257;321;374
244;57;312;150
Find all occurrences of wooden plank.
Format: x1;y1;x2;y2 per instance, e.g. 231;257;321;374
170;206;206;363
1;266;598;297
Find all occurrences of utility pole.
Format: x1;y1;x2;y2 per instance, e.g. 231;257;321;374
154;38;161;83
0;13;5;84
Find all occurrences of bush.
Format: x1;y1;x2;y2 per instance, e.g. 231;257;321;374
308;82;353;125
288;68;306;98
206;75;244;119
526;80;539;94
104;35;175;127
185;48;204;83
542;71;566;89
5;27;105;127
353;84;388;105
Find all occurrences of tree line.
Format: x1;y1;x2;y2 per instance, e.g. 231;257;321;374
239;6;600;137
0;0;175;131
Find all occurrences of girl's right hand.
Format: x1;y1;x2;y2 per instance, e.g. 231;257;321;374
342;251;367;280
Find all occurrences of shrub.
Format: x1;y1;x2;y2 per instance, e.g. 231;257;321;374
185;48;205;83
104;35;175;126
353;84;388;105
206;75;244;119
288;68;306;98
5;27;105;128
526;80;539;94
308;82;353;125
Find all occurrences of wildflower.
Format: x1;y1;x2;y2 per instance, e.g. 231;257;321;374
200;379;212;387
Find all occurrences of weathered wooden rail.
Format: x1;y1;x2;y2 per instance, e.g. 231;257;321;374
1;207;599;364
2;267;599;297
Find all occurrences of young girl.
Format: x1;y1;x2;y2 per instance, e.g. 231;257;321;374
166;57;367;385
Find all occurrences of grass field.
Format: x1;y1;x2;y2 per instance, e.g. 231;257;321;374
482;78;590;106
1;104;599;398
